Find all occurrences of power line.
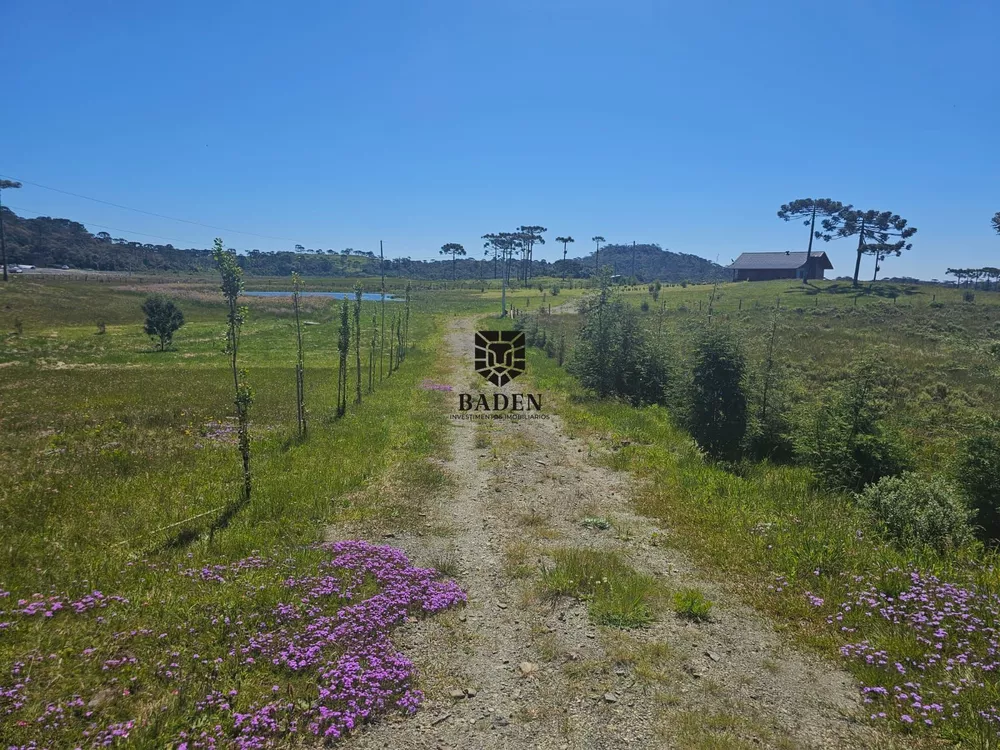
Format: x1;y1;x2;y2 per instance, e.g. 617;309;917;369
0;172;298;242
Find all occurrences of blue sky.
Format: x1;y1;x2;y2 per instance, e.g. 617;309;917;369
4;0;998;279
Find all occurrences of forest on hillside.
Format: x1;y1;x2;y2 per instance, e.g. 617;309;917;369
1;209;727;282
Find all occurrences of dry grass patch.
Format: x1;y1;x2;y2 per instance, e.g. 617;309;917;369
602;631;676;685
502;539;536;580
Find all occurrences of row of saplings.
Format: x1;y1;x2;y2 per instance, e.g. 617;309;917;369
516;292;1000;555
141;241;412;520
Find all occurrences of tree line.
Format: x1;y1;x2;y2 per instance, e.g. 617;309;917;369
0;206;727;283
945;267;1000;290
3;194;997;285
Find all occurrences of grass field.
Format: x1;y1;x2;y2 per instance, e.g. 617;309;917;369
3;273;1000;747
0;275;494;747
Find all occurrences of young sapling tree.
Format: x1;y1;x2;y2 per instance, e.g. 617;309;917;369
353;284;362;404
292;272;307;437
212;238;253;504
336;297;350;416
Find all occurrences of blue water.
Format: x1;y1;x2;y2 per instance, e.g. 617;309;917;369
245;291;400;301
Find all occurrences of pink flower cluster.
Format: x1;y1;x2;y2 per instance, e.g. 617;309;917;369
179;555;270;583
5;591;128;619
1;540;465;748
831;568;1000;735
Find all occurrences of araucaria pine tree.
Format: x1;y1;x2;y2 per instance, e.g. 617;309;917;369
816;207;917;287
212;238;253;503
336;297;350;416
776;198;845;283
292;272;307;437
353;284;362;405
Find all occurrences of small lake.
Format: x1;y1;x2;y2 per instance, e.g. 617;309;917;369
245;291;400;301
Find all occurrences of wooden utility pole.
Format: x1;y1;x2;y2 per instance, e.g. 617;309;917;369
0;180;23;282
0;188;7;283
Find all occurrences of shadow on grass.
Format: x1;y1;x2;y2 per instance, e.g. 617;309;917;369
157;526;202;552
154;493;250;552
209;495;250;541
281;432;308;452
804;282;924;299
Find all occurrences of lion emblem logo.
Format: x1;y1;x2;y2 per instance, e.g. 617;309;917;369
474;330;526;387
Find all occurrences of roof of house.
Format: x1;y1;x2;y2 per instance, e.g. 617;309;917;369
727;251;833;271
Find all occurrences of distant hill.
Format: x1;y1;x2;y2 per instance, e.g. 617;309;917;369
0;209;726;282
569;243;728;283
1;208;215;273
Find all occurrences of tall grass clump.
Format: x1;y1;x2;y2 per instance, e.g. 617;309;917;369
213;237;253;506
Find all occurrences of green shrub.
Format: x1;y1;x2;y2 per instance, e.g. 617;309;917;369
799;357;911;492
142;295;185;351
857;473;974;553
569;287;670;405
550;285;560;296
517;316;540;347
955;419;1000;540
684;326;748;461
640;299;650;312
